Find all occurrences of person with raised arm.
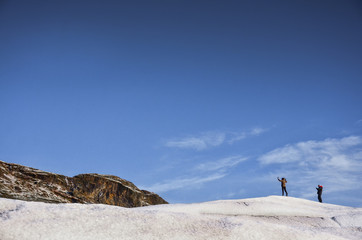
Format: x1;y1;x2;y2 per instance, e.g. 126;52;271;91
277;177;288;196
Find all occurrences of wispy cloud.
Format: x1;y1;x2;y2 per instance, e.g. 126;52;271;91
165;127;268;150
227;133;247;144
194;156;248;172
250;127;267;136
145;155;248;193
258;136;362;199
259;136;362;170
165;132;226;151
144;173;226;193
228;127;268;144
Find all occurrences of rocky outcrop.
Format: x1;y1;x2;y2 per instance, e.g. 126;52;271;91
0;160;167;207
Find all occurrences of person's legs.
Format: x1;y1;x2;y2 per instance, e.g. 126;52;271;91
318;195;322;203
282;187;288;196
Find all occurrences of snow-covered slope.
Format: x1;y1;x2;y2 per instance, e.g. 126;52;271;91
1;196;361;240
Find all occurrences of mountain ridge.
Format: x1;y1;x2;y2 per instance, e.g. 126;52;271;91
0;160;167;207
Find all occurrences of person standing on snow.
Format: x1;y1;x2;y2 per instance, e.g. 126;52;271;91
316;185;323;203
277;177;288;196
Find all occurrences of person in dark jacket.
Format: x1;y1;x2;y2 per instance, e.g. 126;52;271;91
316;185;323;203
277;177;288;196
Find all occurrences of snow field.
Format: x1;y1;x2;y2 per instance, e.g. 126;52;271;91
0;196;361;240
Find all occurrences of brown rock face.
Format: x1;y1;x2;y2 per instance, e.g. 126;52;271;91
0;160;167;207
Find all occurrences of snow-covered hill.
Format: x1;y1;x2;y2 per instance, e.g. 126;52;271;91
1;196;361;240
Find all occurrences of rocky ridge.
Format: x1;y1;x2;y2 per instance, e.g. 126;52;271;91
0;160;167;207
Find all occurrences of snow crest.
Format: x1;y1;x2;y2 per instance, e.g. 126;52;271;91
0;196;361;240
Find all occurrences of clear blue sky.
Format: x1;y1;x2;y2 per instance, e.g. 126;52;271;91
1;0;362;207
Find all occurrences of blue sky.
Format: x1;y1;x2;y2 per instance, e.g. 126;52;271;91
1;0;362;207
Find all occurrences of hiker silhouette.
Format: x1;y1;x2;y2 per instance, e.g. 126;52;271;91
316;185;323;203
277;177;288;196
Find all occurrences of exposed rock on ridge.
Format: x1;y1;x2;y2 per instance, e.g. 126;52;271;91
0;160;168;207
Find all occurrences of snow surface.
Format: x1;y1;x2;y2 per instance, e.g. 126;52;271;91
0;196;361;240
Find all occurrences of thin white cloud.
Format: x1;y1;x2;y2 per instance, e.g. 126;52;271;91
145;155;248;193
228;127;268;144
258;144;303;164
259;136;362;171
165;132;226;151
228;133;247;144
144;173;226;193
194;156;248;172
250;127;267;136
165;127;268;150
